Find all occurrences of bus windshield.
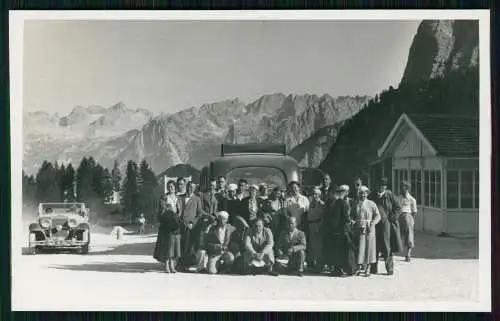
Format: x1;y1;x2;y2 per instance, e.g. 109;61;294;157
226;167;286;189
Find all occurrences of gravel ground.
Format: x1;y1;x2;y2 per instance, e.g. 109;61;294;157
12;229;481;311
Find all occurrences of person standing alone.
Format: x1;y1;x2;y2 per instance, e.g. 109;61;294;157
398;181;417;262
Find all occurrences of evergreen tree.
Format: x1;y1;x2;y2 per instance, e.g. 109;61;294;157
138;160;160;223
22;170;37;206
102;168;113;204
35;161;61;202
63;164;76;202
111;160;122;192
122;160;139;218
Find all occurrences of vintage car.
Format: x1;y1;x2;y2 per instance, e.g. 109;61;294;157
199;144;302;191
28;202;91;254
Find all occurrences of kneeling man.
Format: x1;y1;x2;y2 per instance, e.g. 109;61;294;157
276;216;307;276
205;211;235;274
244;218;278;275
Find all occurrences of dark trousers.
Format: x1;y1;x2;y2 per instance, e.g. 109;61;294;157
277;250;306;273
180;227;194;266
370;219;394;274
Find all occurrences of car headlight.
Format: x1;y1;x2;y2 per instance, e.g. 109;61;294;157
68;219;77;228
55;224;63;231
39;219;50;229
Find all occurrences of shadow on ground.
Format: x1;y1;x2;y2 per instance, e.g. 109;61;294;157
89;240;156;256
50;262;161;273
409;231;478;260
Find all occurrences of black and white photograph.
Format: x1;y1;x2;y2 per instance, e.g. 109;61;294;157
9;10;491;311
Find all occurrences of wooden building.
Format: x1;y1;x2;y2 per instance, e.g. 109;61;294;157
370;113;479;236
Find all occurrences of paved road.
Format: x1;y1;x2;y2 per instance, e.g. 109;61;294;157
12;231;480;310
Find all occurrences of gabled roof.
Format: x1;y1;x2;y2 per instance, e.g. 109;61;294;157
378;113;479;158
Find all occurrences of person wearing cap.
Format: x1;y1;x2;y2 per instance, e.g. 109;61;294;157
239;184;264;226
398;181;417;262
228;216;250;274
200;180;219;219
244;218;277;276
352;185;381;277
275;216;307;277
205;211;235;274
369;177;403;275
305;186;325;271
178;181;204;269
284;181;310;231
323;184;357;276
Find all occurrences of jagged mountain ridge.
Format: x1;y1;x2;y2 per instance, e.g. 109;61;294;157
23;94;370;175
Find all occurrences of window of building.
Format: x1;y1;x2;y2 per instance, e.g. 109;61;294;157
424;169;441;208
461;171;474;209
394;169;400;195
446;170;459;209
415;169;422;205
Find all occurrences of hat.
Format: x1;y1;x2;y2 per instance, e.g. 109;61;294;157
337;184;350;192
216;211;229;220
248;184;259;190
234;216;249;229
401;181;411;189
359;185;370;193
227;183;237;192
288;181;300;187
379;177;389;186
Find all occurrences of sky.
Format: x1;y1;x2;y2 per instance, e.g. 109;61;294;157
23;20;421;115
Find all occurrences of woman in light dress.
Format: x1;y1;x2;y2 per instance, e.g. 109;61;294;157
306;186;325;270
153;180;182;273
352;185;381;277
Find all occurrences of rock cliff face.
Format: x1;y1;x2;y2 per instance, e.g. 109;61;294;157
400;20;479;85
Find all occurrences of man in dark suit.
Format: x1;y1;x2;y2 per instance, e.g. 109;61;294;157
178;181;204;269
320;174;336;205
369;177;403;275
275;216;307;277
200;180;219;220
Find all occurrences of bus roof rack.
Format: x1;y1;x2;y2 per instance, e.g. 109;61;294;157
221;144;287;156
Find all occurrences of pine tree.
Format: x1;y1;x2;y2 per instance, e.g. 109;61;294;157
138;160;160;223
35;161;61;202
122;160;139;219
63;164;76;202
102;168;113;204
111;160;122;192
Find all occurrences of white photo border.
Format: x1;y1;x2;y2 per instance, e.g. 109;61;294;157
9;9;492;312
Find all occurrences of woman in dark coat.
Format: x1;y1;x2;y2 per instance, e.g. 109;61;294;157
323;185;357;276
153;180;182;273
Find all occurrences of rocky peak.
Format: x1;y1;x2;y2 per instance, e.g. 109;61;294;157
400;20;479;86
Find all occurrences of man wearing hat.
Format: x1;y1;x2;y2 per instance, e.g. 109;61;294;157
284;181;310;231
205;211;236;274
398;181;417;262
369;177;403;275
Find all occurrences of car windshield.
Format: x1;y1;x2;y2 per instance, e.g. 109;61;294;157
40;203;85;215
226;167;286;189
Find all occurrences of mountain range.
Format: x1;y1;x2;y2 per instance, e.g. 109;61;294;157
23;94;370;175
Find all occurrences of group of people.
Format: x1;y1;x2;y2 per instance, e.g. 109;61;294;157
152;174;417;277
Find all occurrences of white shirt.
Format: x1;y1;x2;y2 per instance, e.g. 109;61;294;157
217;225;227;244
399;193;417;214
284;194;310;224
